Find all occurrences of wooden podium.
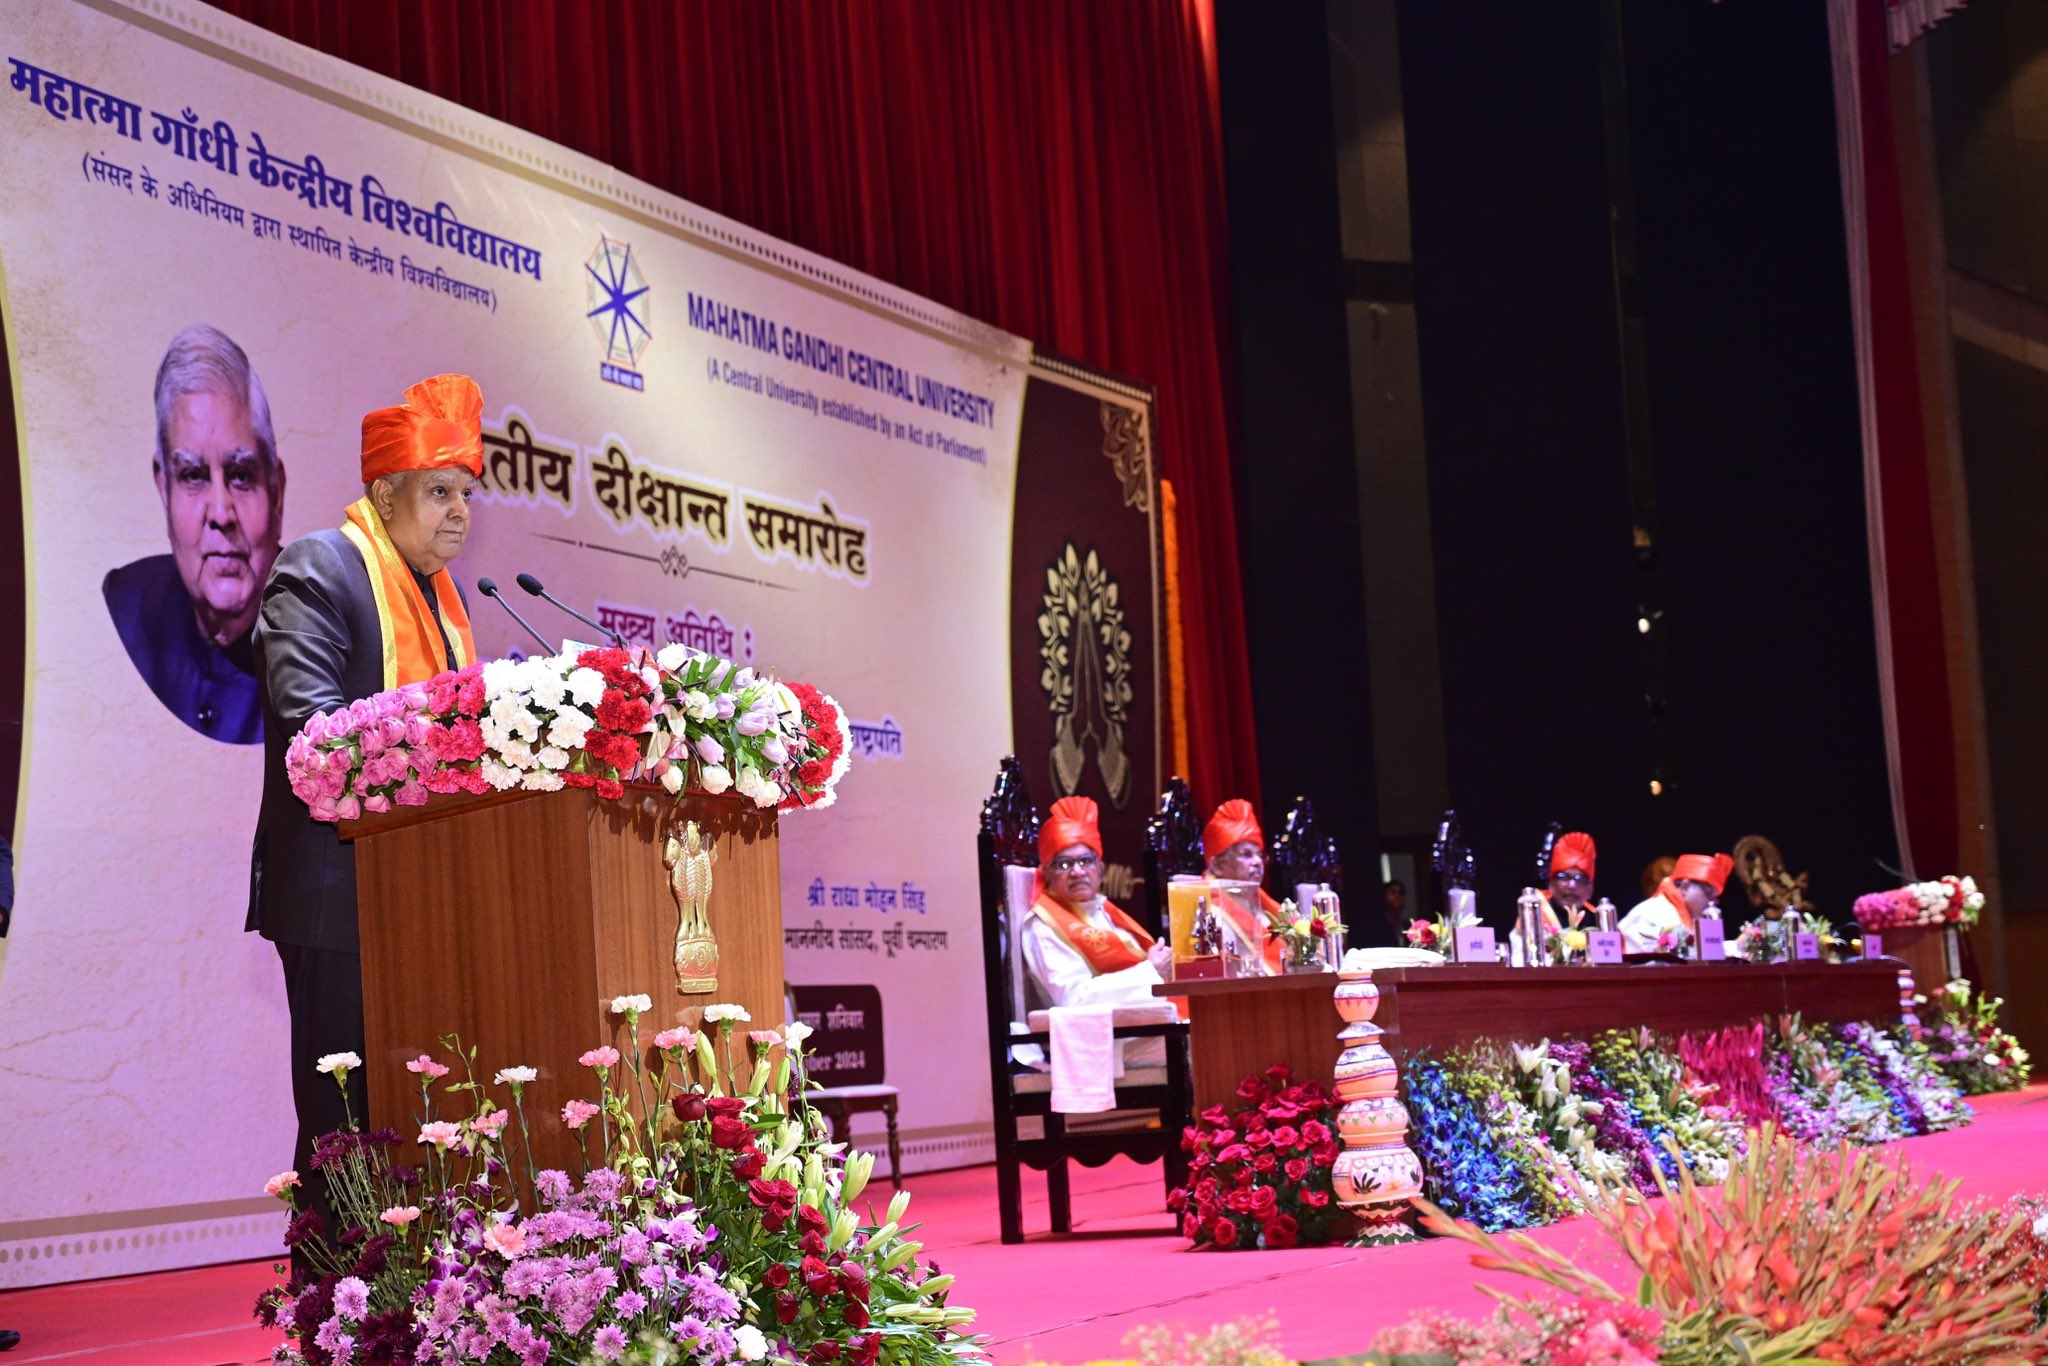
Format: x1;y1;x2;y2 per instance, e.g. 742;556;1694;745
339;784;783;1174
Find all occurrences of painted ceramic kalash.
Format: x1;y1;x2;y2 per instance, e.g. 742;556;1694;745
1329;971;1423;1243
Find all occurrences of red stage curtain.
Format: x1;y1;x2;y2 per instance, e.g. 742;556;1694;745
210;0;1259;810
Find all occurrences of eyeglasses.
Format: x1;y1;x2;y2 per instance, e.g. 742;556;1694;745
1552;869;1590;885
1047;854;1101;874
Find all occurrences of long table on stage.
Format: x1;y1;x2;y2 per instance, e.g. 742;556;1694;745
1154;960;1902;1114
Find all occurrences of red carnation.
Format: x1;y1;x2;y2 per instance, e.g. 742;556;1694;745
596;693;652;733
594;778;624;800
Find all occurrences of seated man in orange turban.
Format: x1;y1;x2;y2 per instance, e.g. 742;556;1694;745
1543;832;1598;928
1021;796;1173;1014
247;373;484;1249
1200;798;1285;974
1620;851;1732;954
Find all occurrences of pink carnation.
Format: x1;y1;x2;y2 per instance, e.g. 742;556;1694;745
561;1099;601;1130
579;1046;621;1069
473;1110;511;1138
380;1205;421;1226
417;1121;462;1150
406;1055;451;1079
654;1027;696;1052
481;1220;527;1259
263;1171;299;1198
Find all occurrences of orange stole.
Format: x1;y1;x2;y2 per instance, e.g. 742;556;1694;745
1029;891;1154;974
339;497;476;689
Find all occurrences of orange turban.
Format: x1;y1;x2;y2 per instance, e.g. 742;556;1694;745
1550;832;1596;878
361;373;484;482
1203;799;1264;860
1672;852;1733;896
1039;796;1103;866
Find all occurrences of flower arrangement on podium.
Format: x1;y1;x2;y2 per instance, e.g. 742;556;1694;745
285;644;850;821
256;996;976;1366
1853;873;1985;930
1167;1066;1346;1250
1401;906;1476;953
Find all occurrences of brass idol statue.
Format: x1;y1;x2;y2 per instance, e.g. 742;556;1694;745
666;819;719;994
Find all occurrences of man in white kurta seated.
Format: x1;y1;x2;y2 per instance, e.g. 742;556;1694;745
1021;796;1172;1066
1620;851;1732;954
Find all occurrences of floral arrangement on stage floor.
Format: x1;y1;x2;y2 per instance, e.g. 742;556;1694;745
1367;1124;2048;1366
285;645;850;821
1397;1016;1991;1239
1853;873;1985;930
256;996;974;1366
1919;979;2033;1094
1168;1066;1345;1250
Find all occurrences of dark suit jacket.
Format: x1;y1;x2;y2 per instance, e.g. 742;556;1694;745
246;530;385;953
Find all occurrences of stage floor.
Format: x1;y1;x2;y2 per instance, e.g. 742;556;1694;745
4;1087;2045;1364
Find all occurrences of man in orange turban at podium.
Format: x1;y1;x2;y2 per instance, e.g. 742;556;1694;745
1200;798;1286;974
247;374;484;1237
1620;851;1732;954
1021;796;1173;1011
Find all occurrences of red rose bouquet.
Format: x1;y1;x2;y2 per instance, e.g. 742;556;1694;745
1168;1064;1345;1250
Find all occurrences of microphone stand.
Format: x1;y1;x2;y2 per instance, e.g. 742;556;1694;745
477;577;555;654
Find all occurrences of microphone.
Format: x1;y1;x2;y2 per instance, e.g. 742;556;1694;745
477;577;555;655
516;572;626;648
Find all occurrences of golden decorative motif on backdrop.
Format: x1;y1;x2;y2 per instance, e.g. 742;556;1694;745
666;819;720;994
1100;401;1152;512
1039;543;1135;807
1731;834;1815;918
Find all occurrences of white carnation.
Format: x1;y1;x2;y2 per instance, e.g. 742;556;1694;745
316;1052;362;1075
783;1021;814;1048
519;769;564;792
610;994;654;1016
496;738;536;770
702;1004;751;1024
734;1325;768;1362
481;657;525;697
536;745;571;771
566;667;606;707
494;1066;537;1086
479;759;521;791
546;710;593;749
528;669;568;710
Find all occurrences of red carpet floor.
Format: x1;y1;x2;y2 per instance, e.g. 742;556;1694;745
5;1087;2045;1364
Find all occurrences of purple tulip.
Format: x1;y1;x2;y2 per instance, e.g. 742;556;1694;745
694;735;725;765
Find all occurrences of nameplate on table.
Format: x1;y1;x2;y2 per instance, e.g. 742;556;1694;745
1453;925;1496;964
1696;918;1726;961
1863;932;1884;959
1794;932;1821;961
1587;930;1624;964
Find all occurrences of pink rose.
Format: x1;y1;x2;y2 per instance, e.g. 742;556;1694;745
579;1046;620;1069
334;794;362;822
481;1221;527;1259
380;1205;421;1226
404;714;435;748
362;793;393;815
263;1170;300;1198
561;1099;600;1130
417;1121;462;1150
654;1027;696;1052
406;1055;451;1079
395;779;430;807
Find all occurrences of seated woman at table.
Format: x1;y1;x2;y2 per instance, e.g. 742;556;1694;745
1619;851;1731;954
1022;796;1173;1010
1200;798;1286;974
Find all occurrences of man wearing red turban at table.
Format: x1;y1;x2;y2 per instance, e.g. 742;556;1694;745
1200;798;1287;975
1543;832;1599;929
246;374;484;1250
1619;851;1733;955
1021;796;1174;1014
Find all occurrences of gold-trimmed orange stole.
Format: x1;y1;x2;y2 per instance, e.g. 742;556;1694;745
339;496;476;689
1030;892;1154;975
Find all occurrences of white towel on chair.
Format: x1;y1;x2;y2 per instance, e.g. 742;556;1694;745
1048;1004;1119;1113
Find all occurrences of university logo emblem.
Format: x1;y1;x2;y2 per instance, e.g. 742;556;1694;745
1039;543;1134;806
585;233;651;390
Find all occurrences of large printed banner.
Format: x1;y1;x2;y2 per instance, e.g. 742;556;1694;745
0;0;1113;1286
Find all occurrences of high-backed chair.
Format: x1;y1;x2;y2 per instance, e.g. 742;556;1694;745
1269;794;1344;909
1142;776;1205;937
978;757;1192;1243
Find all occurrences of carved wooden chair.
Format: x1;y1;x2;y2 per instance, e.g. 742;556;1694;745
1142;776;1206;937
978;757;1192;1243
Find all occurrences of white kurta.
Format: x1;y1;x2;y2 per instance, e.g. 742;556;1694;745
1020;899;1166;1066
1619;893;1720;954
